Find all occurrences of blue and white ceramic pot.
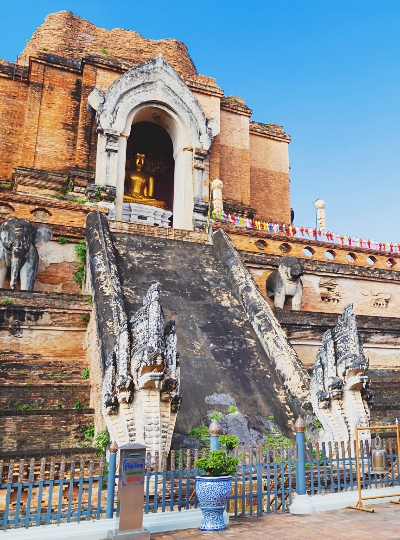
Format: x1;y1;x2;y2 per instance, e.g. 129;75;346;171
195;475;232;532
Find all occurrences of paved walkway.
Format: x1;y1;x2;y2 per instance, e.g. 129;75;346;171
151;503;400;539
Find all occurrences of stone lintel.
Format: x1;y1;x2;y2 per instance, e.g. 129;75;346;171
250;120;291;142
0;59;28;80
220;96;252;116
223;199;257;219
12;166;68;196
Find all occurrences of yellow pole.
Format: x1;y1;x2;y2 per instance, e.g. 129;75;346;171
349;425;400;511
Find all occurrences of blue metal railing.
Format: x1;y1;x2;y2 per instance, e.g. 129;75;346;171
1;475;108;530
1;439;399;530
305;441;400;496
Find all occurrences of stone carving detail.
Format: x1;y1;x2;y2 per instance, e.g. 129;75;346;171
0;217;52;291
371;292;391;309
319;278;341;304
266;256;303;310
310;304;373;446
211;178;224;214
102;283;181;465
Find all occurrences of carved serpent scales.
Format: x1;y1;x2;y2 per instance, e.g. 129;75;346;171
310;304;373;448
102;283;181;466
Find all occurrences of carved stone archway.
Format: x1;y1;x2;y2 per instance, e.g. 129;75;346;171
88;55;219;229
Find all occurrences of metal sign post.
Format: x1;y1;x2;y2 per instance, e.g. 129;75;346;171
108;443;150;540
348;424;400;513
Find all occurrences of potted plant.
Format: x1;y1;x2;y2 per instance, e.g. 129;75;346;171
195;450;239;532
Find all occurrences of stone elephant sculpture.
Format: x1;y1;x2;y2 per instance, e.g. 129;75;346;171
0;217;52;291
266;256;304;310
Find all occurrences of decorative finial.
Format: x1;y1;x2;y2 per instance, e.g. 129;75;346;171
294;417;306;433
109;441;118;453
209;420;222;437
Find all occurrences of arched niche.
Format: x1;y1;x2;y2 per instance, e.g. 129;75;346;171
89;55;219;229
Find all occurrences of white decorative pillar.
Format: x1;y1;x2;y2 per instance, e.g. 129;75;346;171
95;131;107;186
115;136;127;221
173;148;193;230
211;178;224;214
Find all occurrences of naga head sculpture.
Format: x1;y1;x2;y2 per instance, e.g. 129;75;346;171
102;282;181;460
310;304;373;444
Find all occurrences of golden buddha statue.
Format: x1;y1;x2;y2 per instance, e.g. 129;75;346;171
123;153;166;209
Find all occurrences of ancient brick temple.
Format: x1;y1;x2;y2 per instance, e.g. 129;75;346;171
0;11;399;455
0;10;290;228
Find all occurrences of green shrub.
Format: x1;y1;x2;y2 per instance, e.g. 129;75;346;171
187;425;209;440
74;239;87;287
209;412;223;421
93;429;110;457
80;314;90;323
219;434;239;452
84;423;95;441
195;450;238;476
100;47;109;55
73;401;83;409
229;406;237;414
1;298;13;305
57;236;68;245
314;418;323;429
81;368;90;379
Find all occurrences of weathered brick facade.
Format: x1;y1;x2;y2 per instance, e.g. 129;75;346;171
0;11;291;224
1;11;399;453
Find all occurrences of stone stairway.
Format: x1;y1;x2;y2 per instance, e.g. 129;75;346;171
88;217;305;445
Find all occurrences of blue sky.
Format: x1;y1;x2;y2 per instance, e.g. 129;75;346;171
1;1;399;241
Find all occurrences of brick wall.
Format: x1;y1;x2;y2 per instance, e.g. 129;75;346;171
18;11;198;78
219;109;250;205
249;132;290;223
0;291;92;451
0;68;29;180
0;410;94;451
20;62;81;173
84;311;106;433
193;91;222;184
0;193;104;230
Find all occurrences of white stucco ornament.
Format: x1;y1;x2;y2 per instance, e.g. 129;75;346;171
310;304;372;448
87;54;219;229
314;199;326;230
211;178;224;214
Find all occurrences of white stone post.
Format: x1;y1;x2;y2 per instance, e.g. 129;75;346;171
115;136;127;221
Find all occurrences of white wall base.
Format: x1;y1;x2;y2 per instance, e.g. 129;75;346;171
1;509;229;539
289;494;315;514
290;486;400;514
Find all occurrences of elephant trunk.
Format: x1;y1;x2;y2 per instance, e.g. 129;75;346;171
10;245;23;289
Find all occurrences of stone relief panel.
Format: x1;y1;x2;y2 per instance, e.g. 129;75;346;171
370;292;391;309
249;266;400;317
319;278;341;304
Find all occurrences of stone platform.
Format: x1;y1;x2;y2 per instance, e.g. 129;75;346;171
122;202;172;227
151;502;400;539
